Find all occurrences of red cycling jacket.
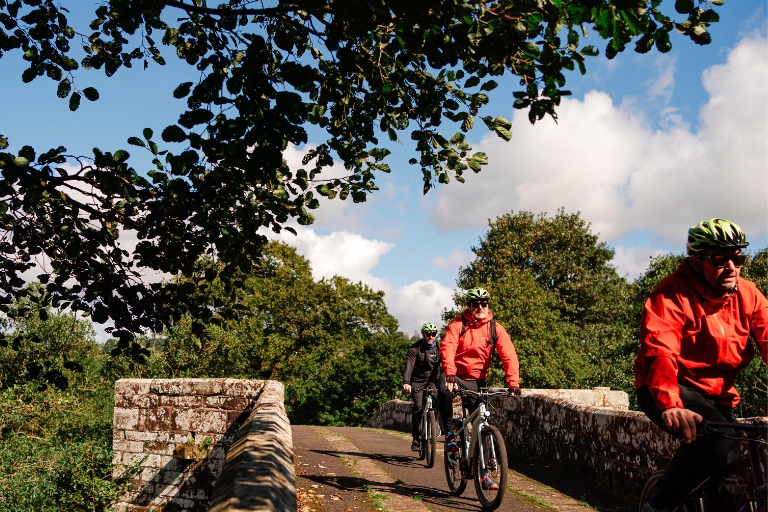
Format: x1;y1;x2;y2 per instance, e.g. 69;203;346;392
441;310;520;387
633;259;768;411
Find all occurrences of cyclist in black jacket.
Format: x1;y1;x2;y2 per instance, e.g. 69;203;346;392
403;322;442;451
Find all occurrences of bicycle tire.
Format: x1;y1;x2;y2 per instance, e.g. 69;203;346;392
418;431;426;461
473;425;507;510
444;432;467;496
426;410;437;468
638;471;664;512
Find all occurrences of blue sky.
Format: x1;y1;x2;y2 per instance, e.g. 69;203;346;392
2;3;766;336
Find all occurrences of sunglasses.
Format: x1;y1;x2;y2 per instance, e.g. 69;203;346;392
469;300;489;308
699;254;744;268
423;331;438;337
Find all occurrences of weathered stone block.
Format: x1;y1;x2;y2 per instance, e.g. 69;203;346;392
114;440;145;454
114;408;139;430
172;408;228;433
115;379;152;396
150;378;224;396
126;430;169;442
221;379;264;398
137;406;172;431
159;395;206;408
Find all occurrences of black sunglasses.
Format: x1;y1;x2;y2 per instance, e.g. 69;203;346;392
423;331;438;337
469;300;489;308
699;254;744;268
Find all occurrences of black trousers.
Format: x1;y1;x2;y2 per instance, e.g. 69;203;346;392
637;384;739;508
437;374;487;432
410;381;437;439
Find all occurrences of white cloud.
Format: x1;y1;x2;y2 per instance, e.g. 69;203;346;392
385;280;456;333
431;33;768;248
272;229;393;287
271;227;455;333
612;245;669;281
644;53;677;105
431;248;473;271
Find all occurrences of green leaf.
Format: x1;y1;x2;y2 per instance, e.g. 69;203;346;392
128;136;146;148
68;92;81;111
161;125;187;143
480;80;498;91
461;116;474;132
465;76;480;88
674;0;694;14
173;82;193;99
143;128;154;140
57;78;71;98
82;87;99;101
0;135;8;150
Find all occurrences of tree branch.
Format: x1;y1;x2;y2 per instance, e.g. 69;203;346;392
163;0;288;17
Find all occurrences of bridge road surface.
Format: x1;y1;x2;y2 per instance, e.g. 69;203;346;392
293;425;608;512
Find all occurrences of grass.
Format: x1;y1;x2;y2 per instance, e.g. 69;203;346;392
516;490;552;507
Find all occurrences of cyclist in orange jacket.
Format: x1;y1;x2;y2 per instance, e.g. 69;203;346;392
438;287;521;490
635;219;768;512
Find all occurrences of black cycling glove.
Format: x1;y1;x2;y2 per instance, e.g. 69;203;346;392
508;386;521;396
445;374;457;385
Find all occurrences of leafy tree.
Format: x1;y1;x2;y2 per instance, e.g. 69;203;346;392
0;0;726;369
447;209;635;391
0;285;97;390
109;241;407;425
0;310;123;511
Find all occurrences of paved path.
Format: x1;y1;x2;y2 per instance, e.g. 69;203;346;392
293;425;627;512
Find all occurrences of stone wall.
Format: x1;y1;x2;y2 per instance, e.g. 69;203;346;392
488;392;678;493
208;381;295;512
112;378;290;512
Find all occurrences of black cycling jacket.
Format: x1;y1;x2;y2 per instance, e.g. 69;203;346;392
403;339;441;384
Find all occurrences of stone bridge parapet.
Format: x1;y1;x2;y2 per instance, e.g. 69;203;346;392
112;378;293;512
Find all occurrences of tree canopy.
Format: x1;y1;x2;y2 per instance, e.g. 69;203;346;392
0;0;725;371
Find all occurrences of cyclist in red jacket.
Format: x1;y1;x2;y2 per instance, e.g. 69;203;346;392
438;287;521;490
635;218;768;512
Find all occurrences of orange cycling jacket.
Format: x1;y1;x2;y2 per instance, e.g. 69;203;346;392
633;259;768;412
441;311;520;387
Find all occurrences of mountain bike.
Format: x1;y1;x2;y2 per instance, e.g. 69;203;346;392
444;387;509;510
639;420;768;512
412;385;439;468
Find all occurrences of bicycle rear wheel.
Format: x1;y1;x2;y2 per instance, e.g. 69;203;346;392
444;432;467;496
425;410;437;468
473;425;507;510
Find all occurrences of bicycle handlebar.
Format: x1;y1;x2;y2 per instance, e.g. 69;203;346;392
701;420;768;435
455;387;510;397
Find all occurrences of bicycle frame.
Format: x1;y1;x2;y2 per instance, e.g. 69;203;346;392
453;394;495;474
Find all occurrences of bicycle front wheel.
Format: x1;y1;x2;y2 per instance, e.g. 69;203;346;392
638;471;664;512
425;410;437;468
444;432;467;496
473;425;508;510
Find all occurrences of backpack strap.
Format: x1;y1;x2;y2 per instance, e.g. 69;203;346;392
459;317;497;347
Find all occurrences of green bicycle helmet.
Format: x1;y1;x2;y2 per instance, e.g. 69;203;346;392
686;218;749;255
465;287;490;303
421;322;438;333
